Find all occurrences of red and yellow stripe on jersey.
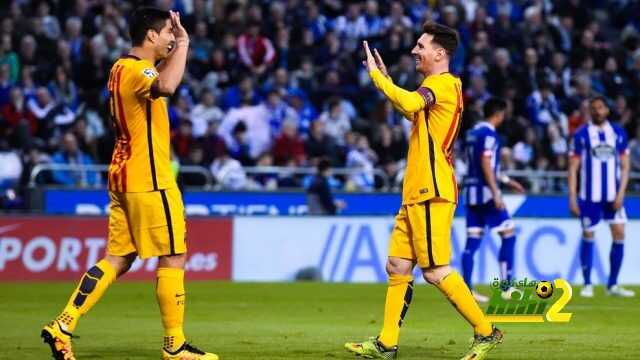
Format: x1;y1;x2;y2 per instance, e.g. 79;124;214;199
370;69;463;205
107;55;177;193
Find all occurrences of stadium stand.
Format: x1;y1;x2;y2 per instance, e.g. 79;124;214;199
1;0;640;210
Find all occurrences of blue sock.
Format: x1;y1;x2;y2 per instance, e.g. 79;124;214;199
608;242;624;288
580;239;594;285
499;235;516;290
462;236;482;289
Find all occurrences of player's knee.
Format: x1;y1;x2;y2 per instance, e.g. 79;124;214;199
421;266;450;284
158;253;187;269
499;228;515;237
611;225;625;241
582;231;595;240
466;229;483;239
119;253;137;275
104;253;137;277
386;259;412;276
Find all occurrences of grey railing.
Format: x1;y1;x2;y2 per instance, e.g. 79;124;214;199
28;163;214;189
27;163;640;193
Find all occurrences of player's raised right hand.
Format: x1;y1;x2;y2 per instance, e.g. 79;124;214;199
362;41;377;73
169;10;189;43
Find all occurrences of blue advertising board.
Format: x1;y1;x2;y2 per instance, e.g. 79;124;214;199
44;189;640;218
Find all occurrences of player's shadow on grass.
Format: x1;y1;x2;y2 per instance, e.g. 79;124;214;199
78;347;155;360
398;344;461;359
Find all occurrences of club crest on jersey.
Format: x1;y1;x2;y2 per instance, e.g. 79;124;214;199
142;68;157;78
591;144;615;160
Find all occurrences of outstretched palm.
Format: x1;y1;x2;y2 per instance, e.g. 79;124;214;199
362;41;389;77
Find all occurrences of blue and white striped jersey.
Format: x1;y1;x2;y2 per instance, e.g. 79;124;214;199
570;121;629;202
464;122;499;206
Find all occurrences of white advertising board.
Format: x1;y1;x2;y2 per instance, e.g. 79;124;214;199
233;217;640;284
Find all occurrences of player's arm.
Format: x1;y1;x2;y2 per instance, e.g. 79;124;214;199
614;152;630;210
568;133;583;216
369;69;430;114
499;173;525;193
568;154;581;216
153;11;190;97
480;151;504;209
363;41;429;115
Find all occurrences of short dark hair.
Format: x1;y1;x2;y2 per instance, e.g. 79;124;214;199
317;158;331;173
129;7;170;46
589;95;608;107
483;97;507;118
422;21;459;57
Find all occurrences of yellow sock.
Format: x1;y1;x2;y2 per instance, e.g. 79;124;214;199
58;259;117;332
434;271;492;336
378;274;414;348
157;268;186;352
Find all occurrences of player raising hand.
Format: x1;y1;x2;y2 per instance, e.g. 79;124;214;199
41;8;218;360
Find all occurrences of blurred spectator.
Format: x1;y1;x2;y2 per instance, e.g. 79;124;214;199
225;120;253;166
544;51;572;99
287;91;317;136
1;87;37;145
190;89;224;138
172;120;196;162
210;144;247;190
600;56;625;98
305;120;338;165
513;127;537;169
526;81;565;132
219;98;270;161
383;1;413;33
630;127;640;173
272;119;306;166
51;132;99;187
252;152;278;190
221;75;260;110
303;2;328;42
0;34;19;83
487;48;518;97
0;139;21;189
363;0;384;38
318;98;351;145
373;124;407;165
180;144;208;187
237;21;276;76
259;90;298;136
346;133;377;191
519;47;546;94
333;3;367;52
0;63;12;107
48;66;79;110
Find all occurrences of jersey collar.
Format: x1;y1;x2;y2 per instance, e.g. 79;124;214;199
588;119;611;130
477;121;495;131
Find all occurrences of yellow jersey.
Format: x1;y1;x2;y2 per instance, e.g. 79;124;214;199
370;69;463;205
107;55;177;192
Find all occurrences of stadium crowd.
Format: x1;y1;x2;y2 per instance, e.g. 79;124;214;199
1;0;640;207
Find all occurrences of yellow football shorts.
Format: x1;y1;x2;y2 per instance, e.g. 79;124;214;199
388;200;456;268
107;187;186;259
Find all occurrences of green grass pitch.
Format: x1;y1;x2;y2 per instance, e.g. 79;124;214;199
1;282;638;359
